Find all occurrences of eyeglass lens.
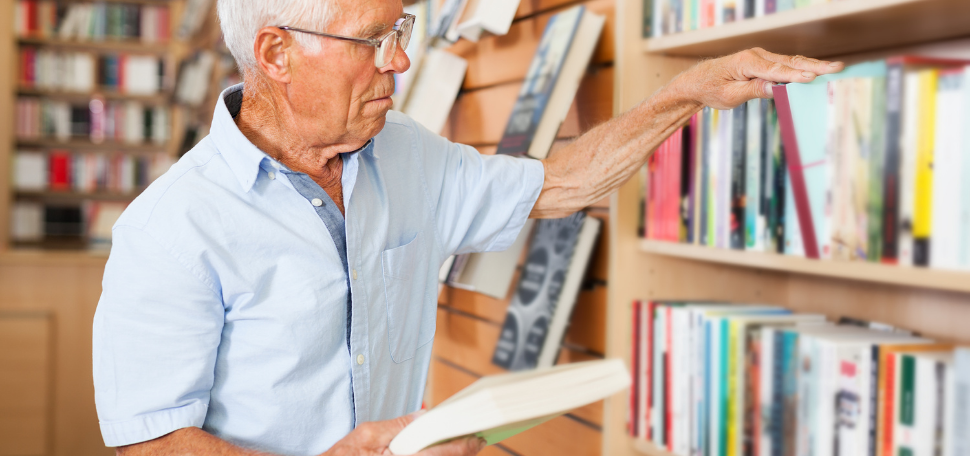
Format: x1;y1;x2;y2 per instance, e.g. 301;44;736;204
375;15;413;68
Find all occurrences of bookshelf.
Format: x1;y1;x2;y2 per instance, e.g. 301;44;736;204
2;0;230;252
605;1;970;456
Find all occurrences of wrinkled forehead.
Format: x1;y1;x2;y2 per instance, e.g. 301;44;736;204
325;0;404;37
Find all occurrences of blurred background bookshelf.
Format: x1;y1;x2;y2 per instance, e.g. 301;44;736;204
3;0;239;253
609;0;970;455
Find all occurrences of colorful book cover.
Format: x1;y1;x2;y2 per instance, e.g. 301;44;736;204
495;6;583;157
881;61;905;264
771;60;888;259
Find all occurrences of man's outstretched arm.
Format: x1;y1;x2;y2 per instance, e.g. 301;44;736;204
530;48;844;219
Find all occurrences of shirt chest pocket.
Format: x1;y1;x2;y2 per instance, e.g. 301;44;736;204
381;235;436;363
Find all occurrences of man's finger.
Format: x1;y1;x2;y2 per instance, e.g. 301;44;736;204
418;437;486;456
741;55;818;84
750;47;844;76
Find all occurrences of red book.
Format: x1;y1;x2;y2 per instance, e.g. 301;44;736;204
771;84;820;259
27;0;38;36
881;352;896;456
647;153;659;239
668;130;683;242
49;151;72;190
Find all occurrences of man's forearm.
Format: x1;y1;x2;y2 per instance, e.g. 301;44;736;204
532;75;700;219
117;428;275;456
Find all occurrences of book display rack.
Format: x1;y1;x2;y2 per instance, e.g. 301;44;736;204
606;1;970;455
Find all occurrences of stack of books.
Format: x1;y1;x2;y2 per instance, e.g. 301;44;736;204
14;0;171;43
19;48;166;95
647;0;845;37
628;300;970;456
15;97;170;144
641;57;970;270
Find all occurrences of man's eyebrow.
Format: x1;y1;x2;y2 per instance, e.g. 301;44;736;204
357;21;391;38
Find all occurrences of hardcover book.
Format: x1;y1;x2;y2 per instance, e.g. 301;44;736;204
492;212;601;371
495;6;604;159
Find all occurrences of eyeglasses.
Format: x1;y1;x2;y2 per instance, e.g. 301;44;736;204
277;13;415;68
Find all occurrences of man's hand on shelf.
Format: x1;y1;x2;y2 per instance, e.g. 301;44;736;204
671;47;845;110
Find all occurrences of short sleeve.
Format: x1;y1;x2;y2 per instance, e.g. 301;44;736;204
413;121;544;256
93;224;225;447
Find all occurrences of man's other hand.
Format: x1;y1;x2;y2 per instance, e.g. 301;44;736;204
673;47;845;110
324;413;487;456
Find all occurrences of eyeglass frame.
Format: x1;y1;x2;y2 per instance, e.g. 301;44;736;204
276;13;415;68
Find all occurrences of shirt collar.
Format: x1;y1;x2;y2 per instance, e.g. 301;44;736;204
209;83;373;192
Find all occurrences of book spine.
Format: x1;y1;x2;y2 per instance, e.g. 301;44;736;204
726;321;740;456
745;99;763;251
867;346;879;456
771;85;820;258
684;122;696;243
700;108;712;246
895;355;916;456
631;300;641;436
781;332;797;456
881;352;897;456
643;301;656;439
882;63;904;264
667;305;675;451
868;76;887;263
912;70;937;267
730;105;747;250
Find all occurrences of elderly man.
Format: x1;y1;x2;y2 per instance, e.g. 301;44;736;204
92;0;841;454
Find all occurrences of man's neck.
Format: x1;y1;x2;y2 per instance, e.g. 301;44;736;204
234;85;347;215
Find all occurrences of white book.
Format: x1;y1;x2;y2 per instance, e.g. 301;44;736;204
123;56;160;95
14;151;47;191
672;307;690;455
124;102;144;144
653;306;666;447
401;49;468;135
637;301;651;439
893;351;954;456
455;0;521;42
718;110;733;249
10;202;44;242
388;359;629;455
898;72;921;266
951;348;970;456
930;70;963;270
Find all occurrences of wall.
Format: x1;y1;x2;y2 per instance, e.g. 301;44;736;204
427;1;616;455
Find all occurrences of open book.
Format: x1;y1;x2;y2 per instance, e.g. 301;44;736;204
388;359;629;455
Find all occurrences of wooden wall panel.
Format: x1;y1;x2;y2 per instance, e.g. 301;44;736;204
454;0;615;90
0;314;51;456
564;285;607;354
0;256;112;456
449;66;614;146
433;308;506;377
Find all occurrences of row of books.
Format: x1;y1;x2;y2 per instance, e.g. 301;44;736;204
15;97;170;145
15;1;172;43
641;57;970;270
646;0;831;37
627;301;970;456
19;48;167;95
12;150;172;194
11;200;128;249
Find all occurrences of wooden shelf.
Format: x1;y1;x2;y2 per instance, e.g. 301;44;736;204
640;239;970;294
17;139;167;152
642;0;970;58
18;37;171;54
0;247;108;266
633;439;677;456
17;87;171;104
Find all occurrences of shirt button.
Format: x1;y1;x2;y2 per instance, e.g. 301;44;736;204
311;198;323;207
352;269;358;280
356;354;365;365
267;171;275;180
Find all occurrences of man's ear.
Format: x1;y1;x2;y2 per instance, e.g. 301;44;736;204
253;26;294;83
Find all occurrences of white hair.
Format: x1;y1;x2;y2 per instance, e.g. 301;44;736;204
218;0;340;75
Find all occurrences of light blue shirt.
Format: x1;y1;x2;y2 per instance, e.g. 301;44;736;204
92;84;544;454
